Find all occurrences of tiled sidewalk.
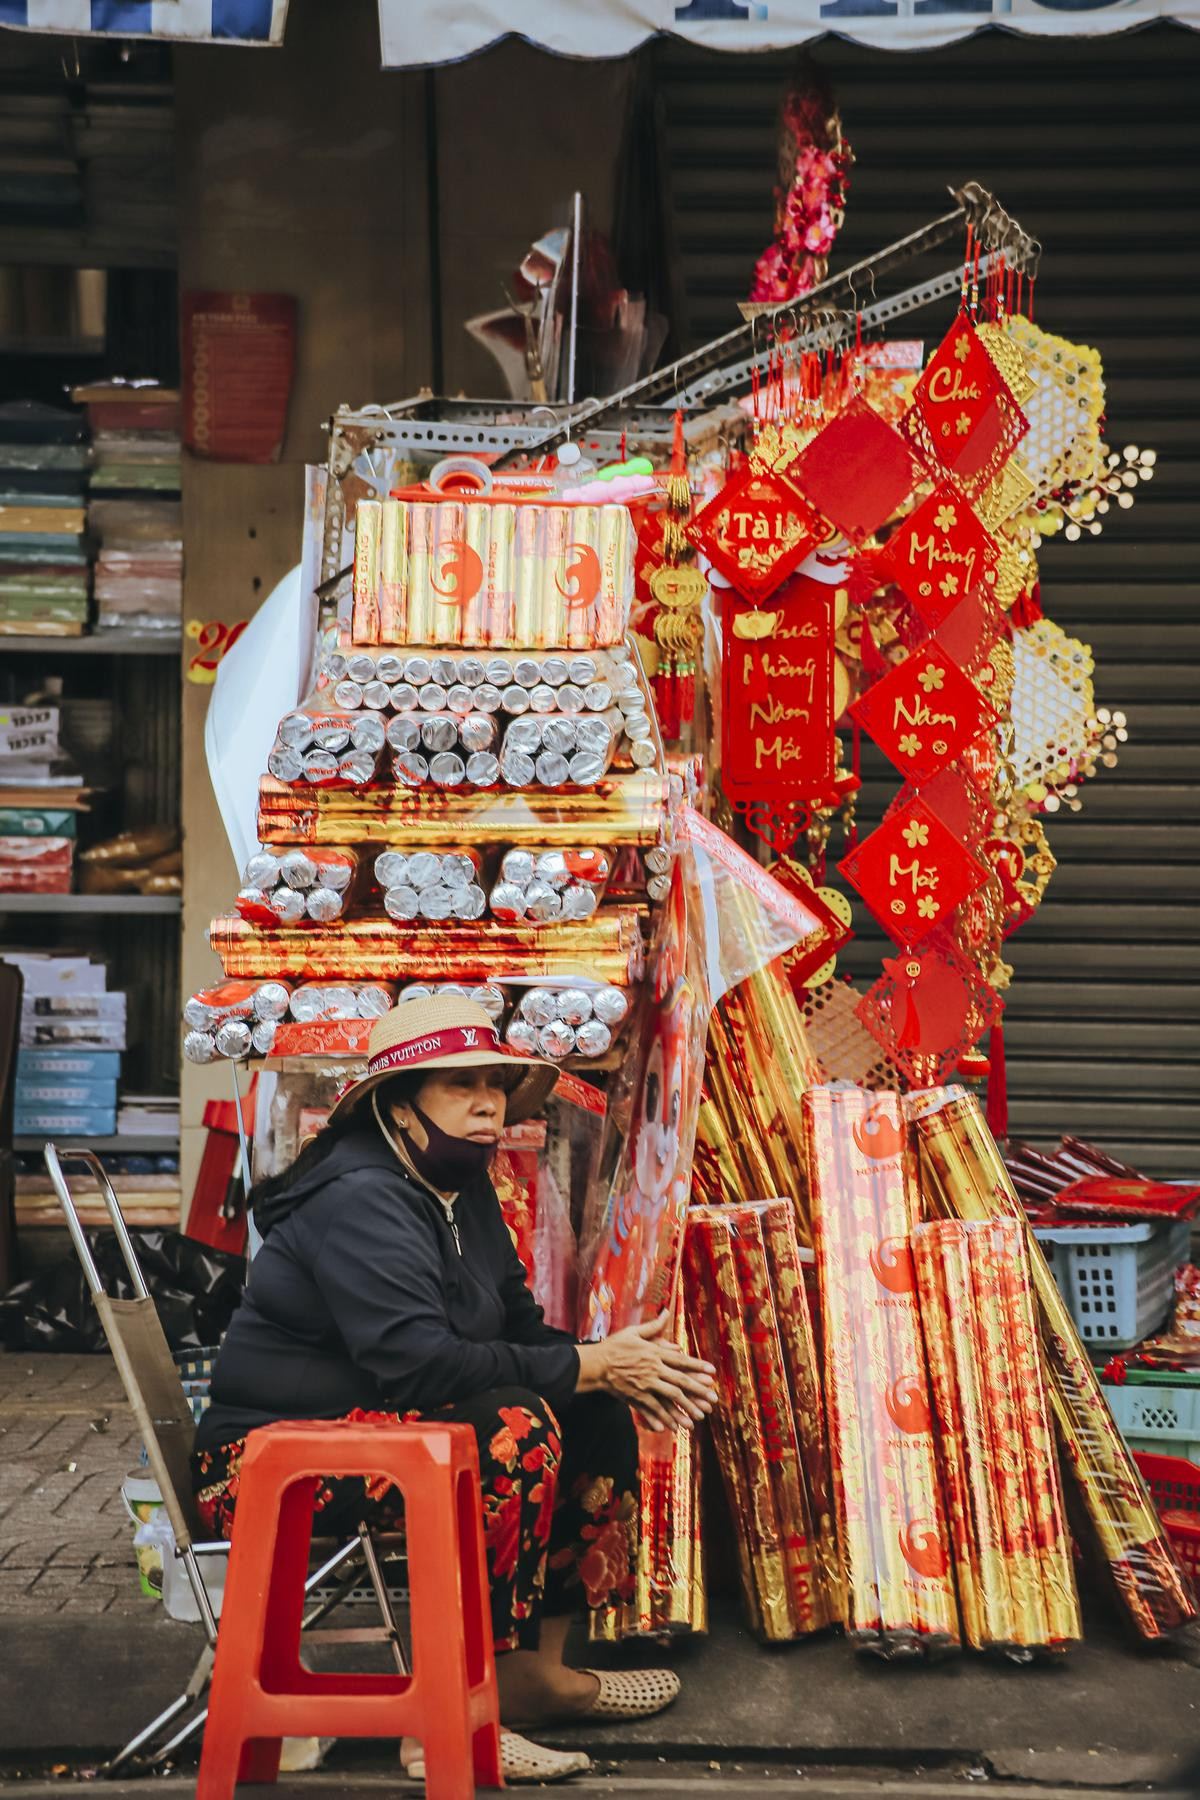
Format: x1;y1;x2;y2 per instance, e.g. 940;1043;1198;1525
0;1353;145;1617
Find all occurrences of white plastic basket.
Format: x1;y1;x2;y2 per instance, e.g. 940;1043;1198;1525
1032;1218;1190;1350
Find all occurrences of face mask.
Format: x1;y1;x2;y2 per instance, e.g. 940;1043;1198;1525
400;1098;497;1188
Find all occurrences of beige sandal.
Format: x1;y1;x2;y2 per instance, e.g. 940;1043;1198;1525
572;1666;681;1720
401;1728;591;1785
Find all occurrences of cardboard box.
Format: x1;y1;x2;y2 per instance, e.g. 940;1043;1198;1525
14;1105;118;1136
15;1076;119;1109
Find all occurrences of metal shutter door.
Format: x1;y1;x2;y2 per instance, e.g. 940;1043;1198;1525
655;26;1199;1175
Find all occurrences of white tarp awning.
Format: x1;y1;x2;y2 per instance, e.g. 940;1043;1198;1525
0;0;288;47
377;0;1199;64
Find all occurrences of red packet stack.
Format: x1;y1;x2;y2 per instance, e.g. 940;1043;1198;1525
684;1200;837;1641
802;1085;959;1658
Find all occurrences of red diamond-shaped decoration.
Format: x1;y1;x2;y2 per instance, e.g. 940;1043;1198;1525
883;482;1000;628
885;765;992;852
850;642;1001;786
856;938;1003;1084
789;395;925;547
933;588;1004;678
686;462;826;604
839;796;991;951
901;315;1029;500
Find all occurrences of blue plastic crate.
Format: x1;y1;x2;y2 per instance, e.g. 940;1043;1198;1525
1033;1219;1190;1350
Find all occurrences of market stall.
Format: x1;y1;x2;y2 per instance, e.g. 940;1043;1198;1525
180;160;1198;1676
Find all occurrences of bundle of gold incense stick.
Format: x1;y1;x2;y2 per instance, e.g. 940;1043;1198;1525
257;772;668;849
684;1202;837;1640
802;1085;960;1658
692;958;821;1239
209;911;644;986
913;1217;1081;1656
907;1086;1197;1641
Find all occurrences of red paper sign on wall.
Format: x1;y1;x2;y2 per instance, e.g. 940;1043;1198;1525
721;578;837;822
183;291;296;464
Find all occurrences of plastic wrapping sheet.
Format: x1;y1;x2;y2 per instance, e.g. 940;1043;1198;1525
802;1085;960;1657
683;1202;835;1640
578;808;835;1339
913;1218;1081;1656
908;1085;1197;1641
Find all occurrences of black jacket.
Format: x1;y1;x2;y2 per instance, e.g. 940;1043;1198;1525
194;1122;579;1454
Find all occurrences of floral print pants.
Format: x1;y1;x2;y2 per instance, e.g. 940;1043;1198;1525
191;1386;638;1654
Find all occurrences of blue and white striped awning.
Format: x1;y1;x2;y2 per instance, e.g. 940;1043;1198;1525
0;0;287;45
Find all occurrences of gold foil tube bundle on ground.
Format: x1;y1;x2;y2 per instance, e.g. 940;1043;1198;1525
257;771;669;849
684;1205;831;1641
908;1087;1196;1642
913;1219;1081;1655
590;1297;706;1643
803;1086;959;1658
758;1197;843;1623
210;912;643;986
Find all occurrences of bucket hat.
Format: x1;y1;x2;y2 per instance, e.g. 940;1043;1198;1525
327;995;558;1128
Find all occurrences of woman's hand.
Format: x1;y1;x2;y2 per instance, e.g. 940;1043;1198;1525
576;1314;719;1434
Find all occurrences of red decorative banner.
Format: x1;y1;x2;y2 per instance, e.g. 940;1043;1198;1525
856;938;1003;1086
182;291;296;464
838;794;990;951
882;482;1000;629
688;463;826;604
901;315;1028;499
721;578;837;819
790;394;924;546
850;642;1000;787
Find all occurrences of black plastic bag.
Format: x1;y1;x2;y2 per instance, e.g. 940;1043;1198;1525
0;1229;245;1353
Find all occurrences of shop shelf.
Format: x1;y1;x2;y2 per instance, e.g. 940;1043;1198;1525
15;1133;180;1155
0;632;180;654
0;893;181;914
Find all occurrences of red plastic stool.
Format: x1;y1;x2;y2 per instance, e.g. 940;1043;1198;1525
196;1418;502;1800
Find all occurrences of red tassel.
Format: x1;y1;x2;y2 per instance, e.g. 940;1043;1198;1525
985;1017;1008;1143
680;665;695;725
655;666;682;741
1011;579;1044;630
859;614;888;679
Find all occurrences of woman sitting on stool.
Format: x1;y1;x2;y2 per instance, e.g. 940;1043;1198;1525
191;995;717;1785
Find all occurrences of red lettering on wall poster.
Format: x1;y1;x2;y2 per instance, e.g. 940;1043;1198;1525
721;578;836;810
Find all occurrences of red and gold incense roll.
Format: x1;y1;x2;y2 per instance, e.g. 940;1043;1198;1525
351;498;382;644
803;1086;959;1656
209;912;643;987
683;1210;785;1638
728;1203;832;1636
592;1297;707;1643
257;771;670;850
909;1087;1196;1642
378;499;409;641
988;1217;1081;1651
759;1197;843;1624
